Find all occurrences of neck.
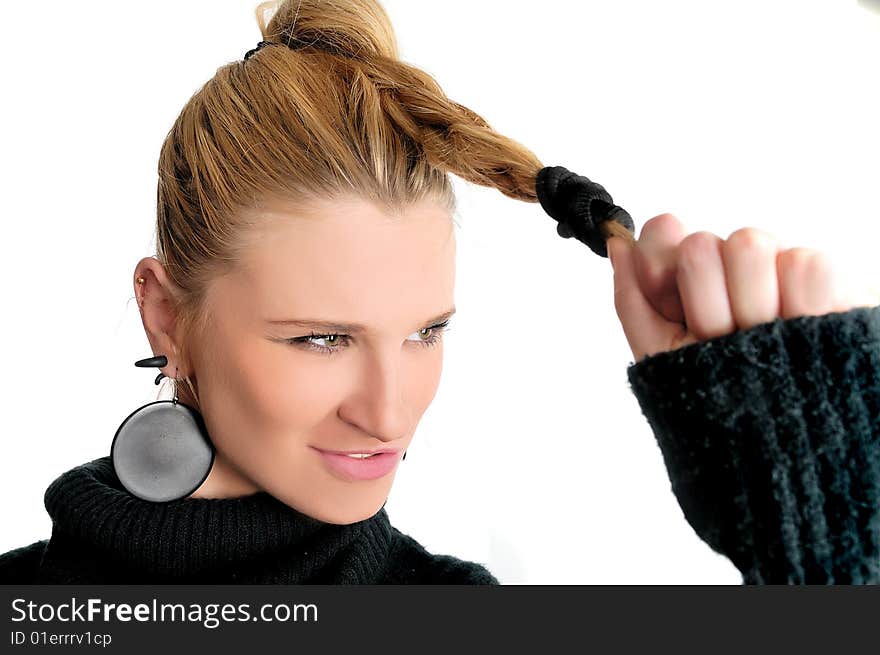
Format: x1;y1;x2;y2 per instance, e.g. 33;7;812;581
189;449;261;499
171;379;260;499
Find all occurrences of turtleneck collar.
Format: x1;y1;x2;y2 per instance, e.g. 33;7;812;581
38;455;394;584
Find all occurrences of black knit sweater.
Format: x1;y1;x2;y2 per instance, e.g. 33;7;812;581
0;455;496;584
2;305;879;584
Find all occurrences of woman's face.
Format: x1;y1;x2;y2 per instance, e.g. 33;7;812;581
164;196;455;524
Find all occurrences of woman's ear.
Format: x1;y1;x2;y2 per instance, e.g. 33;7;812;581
133;256;190;378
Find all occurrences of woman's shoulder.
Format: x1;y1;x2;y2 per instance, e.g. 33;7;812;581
0;539;48;584
382;526;499;585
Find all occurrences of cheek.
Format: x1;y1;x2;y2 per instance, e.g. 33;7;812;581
200;338;330;438
409;346;444;408
232;343;335;427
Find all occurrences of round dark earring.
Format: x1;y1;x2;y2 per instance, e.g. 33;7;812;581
110;354;215;502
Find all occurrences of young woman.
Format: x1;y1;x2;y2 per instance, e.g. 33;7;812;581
1;0;878;584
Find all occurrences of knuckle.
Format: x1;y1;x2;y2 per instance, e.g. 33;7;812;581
809;250;833;274
779;247;827;274
678;231;719;256
725;227;778;255
639;212;681;239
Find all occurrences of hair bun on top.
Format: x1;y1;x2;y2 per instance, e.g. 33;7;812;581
254;0;400;62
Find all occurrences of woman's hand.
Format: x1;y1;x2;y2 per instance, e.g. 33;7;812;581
606;213;878;363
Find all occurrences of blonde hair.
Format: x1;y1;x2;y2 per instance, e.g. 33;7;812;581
155;0;622;406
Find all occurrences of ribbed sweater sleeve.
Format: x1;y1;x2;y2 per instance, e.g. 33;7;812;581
625;305;880;584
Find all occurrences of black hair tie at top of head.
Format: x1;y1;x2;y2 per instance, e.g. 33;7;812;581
535;166;636;258
244;36;316;61
244;40;275;60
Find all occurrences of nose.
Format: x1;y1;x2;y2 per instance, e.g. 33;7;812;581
338;351;412;443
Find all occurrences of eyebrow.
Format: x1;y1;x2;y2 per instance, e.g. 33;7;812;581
266;306;456;334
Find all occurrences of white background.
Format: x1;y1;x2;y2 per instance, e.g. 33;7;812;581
1;0;879;584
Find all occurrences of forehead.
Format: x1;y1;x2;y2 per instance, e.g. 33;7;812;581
218;196;456;331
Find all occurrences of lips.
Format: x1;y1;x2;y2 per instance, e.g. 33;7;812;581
316;447;401;456
312;447;403;481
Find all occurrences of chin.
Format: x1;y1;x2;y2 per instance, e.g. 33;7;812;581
267;485;388;526
303;505;381;525
309;500;387;526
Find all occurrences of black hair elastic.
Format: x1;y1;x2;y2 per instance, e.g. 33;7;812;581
535;166;635;258
244;40;275;60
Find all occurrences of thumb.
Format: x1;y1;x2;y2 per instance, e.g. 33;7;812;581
607;236;679;362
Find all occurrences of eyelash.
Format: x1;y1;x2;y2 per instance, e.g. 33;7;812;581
285;320;452;356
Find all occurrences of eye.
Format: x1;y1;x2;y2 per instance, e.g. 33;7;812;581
284;319;452;356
